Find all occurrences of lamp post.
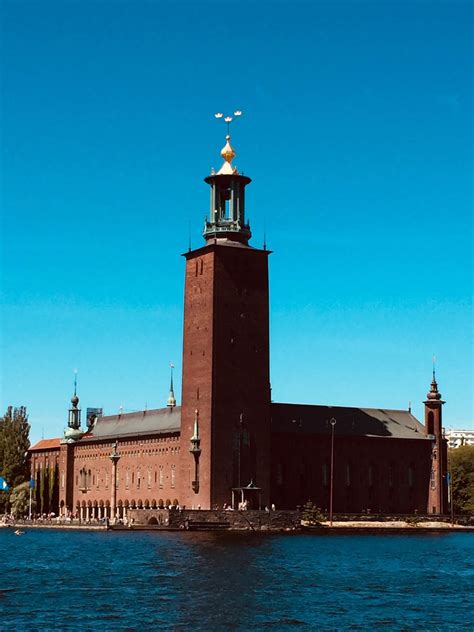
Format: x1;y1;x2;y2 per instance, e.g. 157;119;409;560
329;418;337;527
238;413;243;489
109;441;120;524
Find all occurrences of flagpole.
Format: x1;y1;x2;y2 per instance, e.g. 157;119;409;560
29;484;32;521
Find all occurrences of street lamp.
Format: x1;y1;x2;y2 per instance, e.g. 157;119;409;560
109;441;120;524
329;418;337;527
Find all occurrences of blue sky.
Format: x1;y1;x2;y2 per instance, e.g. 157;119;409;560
1;1;472;443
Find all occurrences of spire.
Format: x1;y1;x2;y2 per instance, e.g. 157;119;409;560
427;359;442;401
167;363;176;409
71;369;79;408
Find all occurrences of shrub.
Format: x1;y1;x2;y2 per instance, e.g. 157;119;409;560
302;500;326;525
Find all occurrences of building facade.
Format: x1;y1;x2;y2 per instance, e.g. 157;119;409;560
29;132;448;518
445;429;474;449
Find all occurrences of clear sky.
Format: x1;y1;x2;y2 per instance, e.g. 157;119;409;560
1;0;472;444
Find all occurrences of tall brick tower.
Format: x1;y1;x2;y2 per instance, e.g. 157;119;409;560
179;124;271;510
424;369;448;514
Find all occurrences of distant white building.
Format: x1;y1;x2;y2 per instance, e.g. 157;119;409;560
445;429;474;449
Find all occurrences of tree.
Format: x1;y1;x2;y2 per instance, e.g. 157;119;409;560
9;482;35;518
449;446;474;514
0;406;31;488
301;500;326;525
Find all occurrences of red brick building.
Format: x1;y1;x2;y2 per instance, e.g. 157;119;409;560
29;131;448;518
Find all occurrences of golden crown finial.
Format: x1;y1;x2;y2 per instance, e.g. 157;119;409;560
214;111;242;175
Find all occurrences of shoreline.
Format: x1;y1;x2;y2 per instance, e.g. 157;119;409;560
2;520;473;534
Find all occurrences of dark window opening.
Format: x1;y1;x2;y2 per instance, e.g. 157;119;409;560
427;411;434;435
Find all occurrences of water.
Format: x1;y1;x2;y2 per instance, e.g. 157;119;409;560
1;529;472;631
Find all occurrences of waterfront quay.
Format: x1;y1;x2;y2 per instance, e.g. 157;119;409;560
3;509;473;533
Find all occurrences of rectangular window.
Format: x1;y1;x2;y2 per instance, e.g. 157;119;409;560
159;467;164;488
171;465;176;488
388;466;394;488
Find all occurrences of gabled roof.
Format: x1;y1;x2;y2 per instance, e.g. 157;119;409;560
80;406;181;442
29;438;61;451
271;403;428;440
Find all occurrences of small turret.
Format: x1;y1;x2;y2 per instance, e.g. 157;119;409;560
64;371;83;442
167;364;176;409
190;409;201;455
426;368;442;401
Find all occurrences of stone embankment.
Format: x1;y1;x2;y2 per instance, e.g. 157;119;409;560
125;508;474;532
3;512;473;533
305;520;473;532
127;508;301;531
1;521;106;531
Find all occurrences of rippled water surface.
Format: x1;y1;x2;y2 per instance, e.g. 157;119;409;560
1;529;472;630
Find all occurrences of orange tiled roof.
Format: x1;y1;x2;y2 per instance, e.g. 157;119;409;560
29;438;61;451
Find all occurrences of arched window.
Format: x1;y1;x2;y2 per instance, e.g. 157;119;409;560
345;464;351;487
322;463;328;487
276;463;283;486
427;411;434;435
368;464;374;487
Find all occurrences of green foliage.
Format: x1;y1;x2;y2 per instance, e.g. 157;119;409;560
405;515;422;526
450;446;474;514
10;482;35;518
49;467;56;504
302;500;326;525
0;406;31;488
40;468;46;514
